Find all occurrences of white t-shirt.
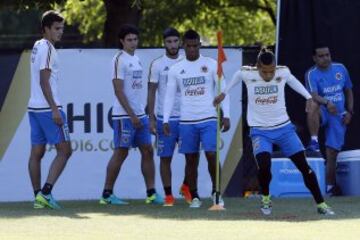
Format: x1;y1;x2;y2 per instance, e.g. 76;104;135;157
149;54;183;119
28;39;61;111
163;55;230;123
225;66;311;128
111;50;146;119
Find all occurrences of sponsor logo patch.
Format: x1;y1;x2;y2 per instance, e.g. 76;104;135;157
201;66;208;73
335;72;342;80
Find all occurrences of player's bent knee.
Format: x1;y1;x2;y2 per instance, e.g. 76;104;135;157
56;142;72;159
140;145;154;157
205;151;216;160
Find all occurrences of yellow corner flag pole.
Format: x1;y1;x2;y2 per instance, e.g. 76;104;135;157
209;31;227;211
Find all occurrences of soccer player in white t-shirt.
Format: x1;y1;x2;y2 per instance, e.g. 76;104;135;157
163;30;230;208
100;24;162;205
147;28;194;206
214;48;334;215
28;11;72;209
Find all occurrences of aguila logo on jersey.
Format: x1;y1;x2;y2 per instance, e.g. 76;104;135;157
129;63;133;68
275;77;282;82
164;66;169;71
201;66;208;73
180;69;186;74
335;72;342;80
251;79;256;82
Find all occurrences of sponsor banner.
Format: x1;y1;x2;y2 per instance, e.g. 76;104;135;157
0;48;242;201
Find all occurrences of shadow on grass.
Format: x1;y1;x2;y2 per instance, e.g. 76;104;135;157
0;197;359;222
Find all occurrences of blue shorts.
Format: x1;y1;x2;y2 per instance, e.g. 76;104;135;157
321;108;346;151
179;120;216;154
156;118;179;157
250;123;304;157
28;110;70;145
113;116;151;148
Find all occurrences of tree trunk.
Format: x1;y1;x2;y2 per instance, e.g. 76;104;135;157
103;0;141;48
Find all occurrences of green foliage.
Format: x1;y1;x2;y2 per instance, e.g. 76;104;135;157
54;0;106;43
55;0;275;46
140;0;275;46
1;0;276;46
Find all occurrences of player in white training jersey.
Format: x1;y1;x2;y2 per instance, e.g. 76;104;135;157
100;24;162;205
147;28;193;206
214;48;334;215
28;10;72;209
163;30;230;208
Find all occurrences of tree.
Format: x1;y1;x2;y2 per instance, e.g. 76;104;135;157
0;0;276;47
60;0;276;46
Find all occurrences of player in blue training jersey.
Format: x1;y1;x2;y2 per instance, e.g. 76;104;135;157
306;46;354;196
28;11;72;209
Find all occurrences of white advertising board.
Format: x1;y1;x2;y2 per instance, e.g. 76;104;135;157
0;48;242;201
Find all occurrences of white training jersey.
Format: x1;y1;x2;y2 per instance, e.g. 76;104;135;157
28;39;61;111
163;55;230;123
111;50;146;119
224;66;311;128
149;54;183;119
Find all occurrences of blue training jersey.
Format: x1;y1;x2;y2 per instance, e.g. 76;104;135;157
305;62;352;114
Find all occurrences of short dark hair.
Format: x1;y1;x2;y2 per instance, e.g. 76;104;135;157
41;10;64;32
183;29;200;41
257;47;275;65
312;44;329;55
163;27;180;39
118;24;139;40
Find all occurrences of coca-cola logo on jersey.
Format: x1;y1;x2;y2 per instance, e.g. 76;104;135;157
255;96;278;105
185;86;205;96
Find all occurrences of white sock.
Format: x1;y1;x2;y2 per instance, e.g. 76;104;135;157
327;185;334;191
311;136;318;142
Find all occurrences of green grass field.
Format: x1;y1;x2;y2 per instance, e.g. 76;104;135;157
0;197;359;240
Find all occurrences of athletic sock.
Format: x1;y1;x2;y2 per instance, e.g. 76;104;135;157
191;189;199;200
102;189;113;199
311;136;318;142
34;189;41;197
41;183;53;195
147;188;156;197
164;186;172;196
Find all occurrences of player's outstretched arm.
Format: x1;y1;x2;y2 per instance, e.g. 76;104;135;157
213;70;242;106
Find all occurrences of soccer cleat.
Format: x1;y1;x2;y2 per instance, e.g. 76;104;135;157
260;195;272;215
145;193;164;205
99;194;129;205
35;192;61;210
33;199;45;209
179;184;192;204
163;195;175;207
306;140;320;152
317;202;335;215
212;193;225;207
189;198;202;208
